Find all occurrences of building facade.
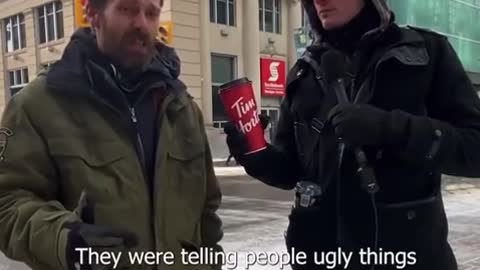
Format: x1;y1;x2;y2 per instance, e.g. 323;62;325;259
0;0;305;132
1;0;477;128
0;0;75;114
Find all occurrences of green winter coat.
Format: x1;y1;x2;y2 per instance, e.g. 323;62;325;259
0;33;222;270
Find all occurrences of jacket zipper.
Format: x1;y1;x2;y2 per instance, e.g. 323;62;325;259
129;107;147;175
84;89;157;254
129;105;158;261
84;64;158;254
127;101;160;263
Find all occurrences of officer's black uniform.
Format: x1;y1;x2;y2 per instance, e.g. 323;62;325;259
225;1;480;269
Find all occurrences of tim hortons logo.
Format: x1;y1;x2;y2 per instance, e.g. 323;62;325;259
268;62;281;82
231;96;260;133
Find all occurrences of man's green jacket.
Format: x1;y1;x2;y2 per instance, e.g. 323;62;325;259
0;56;222;270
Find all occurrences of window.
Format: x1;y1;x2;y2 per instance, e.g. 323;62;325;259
301;5;309;28
259;0;281;34
210;0;235;26
8;68;29;96
211;54;236;126
38;1;64;44
4;14;26;52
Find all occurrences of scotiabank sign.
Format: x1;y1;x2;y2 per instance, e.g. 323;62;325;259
260;58;286;97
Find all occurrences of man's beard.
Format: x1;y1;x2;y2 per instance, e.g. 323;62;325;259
104;28;156;73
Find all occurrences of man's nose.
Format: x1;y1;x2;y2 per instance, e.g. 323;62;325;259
132;12;149;29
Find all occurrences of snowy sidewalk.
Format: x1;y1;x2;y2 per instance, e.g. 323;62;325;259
218;186;480;270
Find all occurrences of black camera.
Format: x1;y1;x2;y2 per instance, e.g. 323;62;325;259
294;181;323;208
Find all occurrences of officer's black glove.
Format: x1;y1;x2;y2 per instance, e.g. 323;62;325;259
328;104;403;146
61;191;138;270
224;114;270;163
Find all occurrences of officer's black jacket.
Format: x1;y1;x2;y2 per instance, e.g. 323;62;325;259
241;13;480;270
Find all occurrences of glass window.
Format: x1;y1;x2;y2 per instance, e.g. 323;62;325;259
9;72;14;87
265;10;273;33
217;0;227;24
37;1;64;44
22;68;29;83
265;0;273;10
210;0;235;26
39;15;46;43
228;0;235;26
47;10;55;42
8;68;29;97
12;23;19;50
259;0;281;34
56;7;64;39
4;14;26;52
209;0;215;22
259;10;264;30
211;55;236;122
274;0;281;33
20;21;26;49
46;2;54;14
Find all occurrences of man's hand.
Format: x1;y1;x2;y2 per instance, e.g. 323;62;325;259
223;114;270;161
328;104;390;146
62;191;138;270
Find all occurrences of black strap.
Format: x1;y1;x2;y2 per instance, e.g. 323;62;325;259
297;52;333;185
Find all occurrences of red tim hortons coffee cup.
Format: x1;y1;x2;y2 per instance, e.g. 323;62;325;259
219;77;267;155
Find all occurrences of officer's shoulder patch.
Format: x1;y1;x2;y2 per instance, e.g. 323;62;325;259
0;127;13;161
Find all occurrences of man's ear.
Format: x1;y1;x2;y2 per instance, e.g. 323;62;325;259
86;3;101;30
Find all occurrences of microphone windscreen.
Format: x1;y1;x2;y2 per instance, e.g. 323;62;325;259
321;50;348;84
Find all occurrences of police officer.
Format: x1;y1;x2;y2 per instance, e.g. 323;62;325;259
224;0;480;269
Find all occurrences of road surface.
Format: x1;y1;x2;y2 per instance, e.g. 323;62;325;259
0;166;478;270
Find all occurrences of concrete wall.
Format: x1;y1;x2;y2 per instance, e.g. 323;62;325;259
170;0;202;104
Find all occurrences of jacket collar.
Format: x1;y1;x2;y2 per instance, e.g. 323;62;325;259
46;28;188;115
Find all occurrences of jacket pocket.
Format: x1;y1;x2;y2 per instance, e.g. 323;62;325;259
167;137;206;191
48;138;128;166
168;144;205;161
376;193;449;269
47;138;133;205
166;138;206;222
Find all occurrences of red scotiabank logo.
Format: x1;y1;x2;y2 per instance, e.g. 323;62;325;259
260;58;286;97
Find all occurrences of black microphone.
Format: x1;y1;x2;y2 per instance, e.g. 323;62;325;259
322;50;379;194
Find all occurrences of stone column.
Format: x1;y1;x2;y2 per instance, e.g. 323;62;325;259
242;0;261;107
200;0;213;124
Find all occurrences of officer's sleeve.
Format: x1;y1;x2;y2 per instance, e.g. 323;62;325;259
238;97;301;190
0;96;78;270
388;35;480;177
194;103;223;270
